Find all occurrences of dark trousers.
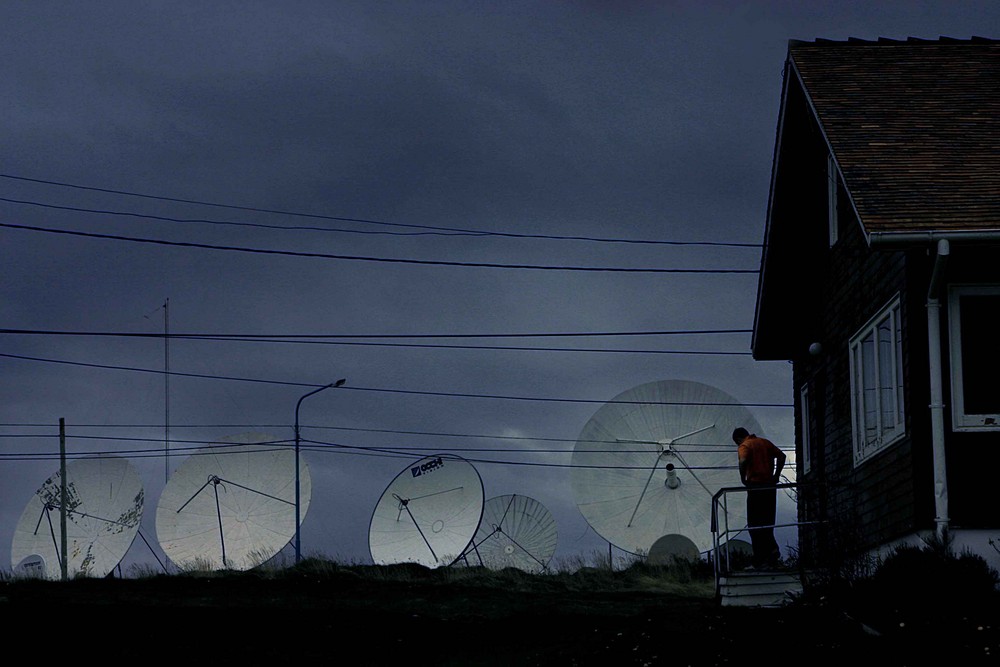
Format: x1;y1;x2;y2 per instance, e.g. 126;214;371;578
746;484;779;566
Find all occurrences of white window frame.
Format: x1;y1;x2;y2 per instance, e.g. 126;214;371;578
849;294;905;465
799;383;812;474
827;153;839;247
947;284;1000;431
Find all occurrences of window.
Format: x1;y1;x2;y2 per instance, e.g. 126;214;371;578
827;153;839;247
799;383;812;474
948;285;1000;431
849;295;905;464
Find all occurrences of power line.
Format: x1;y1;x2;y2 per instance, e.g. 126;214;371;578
0;196;472;238
0;422;748;449
0;431;745;454
11;340;751;355
0;221;761;274
0;351;794;407
0;329;752;355
0;327;752;339
0;174;763;248
1;352;314;388
0;436;747;471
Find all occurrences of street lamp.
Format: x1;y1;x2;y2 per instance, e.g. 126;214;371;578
294;378;346;563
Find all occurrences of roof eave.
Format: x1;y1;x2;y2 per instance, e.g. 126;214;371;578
868;229;1000;247
751;52;795;360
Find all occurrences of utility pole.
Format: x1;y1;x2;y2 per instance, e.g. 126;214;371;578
164;298;170;484
59;418;67;582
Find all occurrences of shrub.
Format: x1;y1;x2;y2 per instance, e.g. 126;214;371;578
859;540;1000;613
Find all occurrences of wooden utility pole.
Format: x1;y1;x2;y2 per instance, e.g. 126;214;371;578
59;418;67;581
164;297;170;483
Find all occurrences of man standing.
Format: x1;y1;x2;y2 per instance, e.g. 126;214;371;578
733;427;786;568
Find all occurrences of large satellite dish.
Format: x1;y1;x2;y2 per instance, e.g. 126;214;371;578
10;456;144;580
462;494;557;573
571;379;760;555
369;454;484;569
156;432;307;571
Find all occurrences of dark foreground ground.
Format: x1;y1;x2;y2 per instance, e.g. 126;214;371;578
1;562;997;666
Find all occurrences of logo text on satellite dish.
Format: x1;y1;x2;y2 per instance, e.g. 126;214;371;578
411;457;445;477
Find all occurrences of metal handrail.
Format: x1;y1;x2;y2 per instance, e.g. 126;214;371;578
711;482;812;592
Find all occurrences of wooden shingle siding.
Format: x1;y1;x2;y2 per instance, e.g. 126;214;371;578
796;150;922;552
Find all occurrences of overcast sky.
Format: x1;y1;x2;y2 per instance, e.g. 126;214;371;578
2;1;997;574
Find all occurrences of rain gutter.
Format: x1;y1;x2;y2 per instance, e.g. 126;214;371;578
868;230;1000;246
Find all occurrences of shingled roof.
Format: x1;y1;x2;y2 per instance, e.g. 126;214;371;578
788;37;1000;237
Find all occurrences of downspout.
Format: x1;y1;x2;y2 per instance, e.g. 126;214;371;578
926;238;950;540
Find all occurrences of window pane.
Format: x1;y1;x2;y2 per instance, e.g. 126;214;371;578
861;331;878;447
961;295;1000;415
851;295;906;461
853;346;864;455
800;385;811;473
895;314;905;421
878;318;896;431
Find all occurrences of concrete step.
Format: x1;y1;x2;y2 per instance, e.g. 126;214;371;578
718;570;803;608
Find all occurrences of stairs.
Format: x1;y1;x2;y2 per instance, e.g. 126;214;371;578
718;569;804;607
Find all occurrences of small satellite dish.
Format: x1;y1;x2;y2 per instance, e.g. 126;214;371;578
463;494;557;573
10;456;144;580
13;554;47;579
156;433;307;571
571;379;759;555
647;533;700;565
368;454;484;569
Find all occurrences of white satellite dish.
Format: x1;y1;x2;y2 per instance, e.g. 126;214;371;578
571;379;759;555
368;454;484;569
156;432;307;571
10;456;144;580
463;494;557;573
647;533;700;565
13;554;47;579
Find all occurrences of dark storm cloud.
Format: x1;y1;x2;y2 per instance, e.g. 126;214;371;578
2;1;996;570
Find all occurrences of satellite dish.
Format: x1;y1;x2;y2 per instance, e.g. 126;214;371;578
10;456;144;580
463;494;557;573
571;379;759;555
13;554;47;579
647;533;700;565
727;537;753;557
156;432;307;571
369;454;484;569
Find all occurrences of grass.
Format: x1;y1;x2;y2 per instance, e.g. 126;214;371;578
8;532;997;608
2;545;999;664
111;549;718;597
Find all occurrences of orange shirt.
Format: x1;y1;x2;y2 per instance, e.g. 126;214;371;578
738;435;783;483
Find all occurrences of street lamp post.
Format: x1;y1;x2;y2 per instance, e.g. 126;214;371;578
294;378;345;563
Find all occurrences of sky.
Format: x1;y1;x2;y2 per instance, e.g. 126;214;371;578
2;1;997;575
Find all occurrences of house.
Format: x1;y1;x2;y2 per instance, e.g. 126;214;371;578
751;37;1000;572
